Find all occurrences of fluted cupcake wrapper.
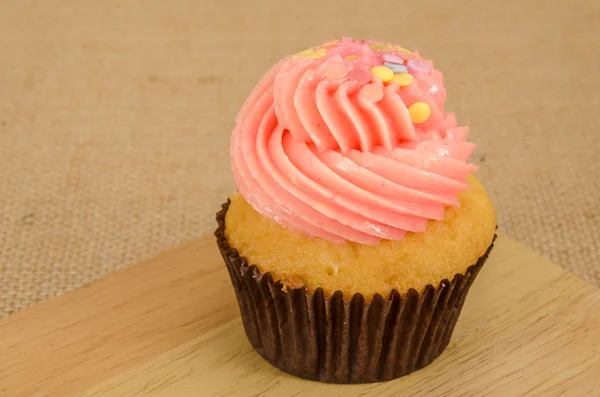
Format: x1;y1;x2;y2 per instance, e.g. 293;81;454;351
215;200;496;384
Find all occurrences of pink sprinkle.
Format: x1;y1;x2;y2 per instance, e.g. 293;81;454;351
324;63;349;79
383;53;405;65
347;69;371;85
360;83;384;103
407;60;430;72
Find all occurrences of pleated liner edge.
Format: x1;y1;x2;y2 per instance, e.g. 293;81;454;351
215;200;496;384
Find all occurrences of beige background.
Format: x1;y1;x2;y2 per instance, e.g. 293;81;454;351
0;0;599;317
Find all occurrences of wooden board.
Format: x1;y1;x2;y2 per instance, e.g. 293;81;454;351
0;234;599;396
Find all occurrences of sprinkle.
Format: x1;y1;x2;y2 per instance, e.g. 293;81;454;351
360;83;384;103
408;102;431;123
324;63;348;79
392;73;414;87
395;46;412;53
370;44;391;51
295;47;328;59
348;69;372;84
345;55;361;61
383;54;405;64
295;48;314;57
384;62;408;73
370;65;394;82
309;48;328;59
321;40;339;47
407;59;431;72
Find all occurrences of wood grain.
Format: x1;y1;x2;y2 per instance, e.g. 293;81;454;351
0;234;599;396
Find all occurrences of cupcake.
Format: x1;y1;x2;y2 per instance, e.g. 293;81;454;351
216;37;496;383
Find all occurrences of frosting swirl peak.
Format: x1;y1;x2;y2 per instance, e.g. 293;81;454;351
230;37;477;245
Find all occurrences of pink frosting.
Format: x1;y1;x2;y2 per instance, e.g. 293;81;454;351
230;38;478;245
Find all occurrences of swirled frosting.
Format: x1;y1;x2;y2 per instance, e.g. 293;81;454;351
230;37;478;245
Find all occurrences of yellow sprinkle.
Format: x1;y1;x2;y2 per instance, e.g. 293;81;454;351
395;46;412;53
371;65;394;82
295;48;315;57
294;47;328;59
345;55;361;61
321;40;339;47
392;73;414;87
308;48;328;59
296;48;325;59
408;102;431;123
370;44;391;51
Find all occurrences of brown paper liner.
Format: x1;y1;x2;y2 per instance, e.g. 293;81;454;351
215;200;496;384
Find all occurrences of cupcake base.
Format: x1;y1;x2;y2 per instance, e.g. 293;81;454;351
215;201;496;384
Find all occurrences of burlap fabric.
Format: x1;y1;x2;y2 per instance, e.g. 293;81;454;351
1;0;599;317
